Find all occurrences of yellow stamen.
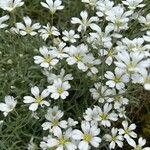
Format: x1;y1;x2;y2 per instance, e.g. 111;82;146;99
35;97;42;104
57;88;64;94
83;134;92;142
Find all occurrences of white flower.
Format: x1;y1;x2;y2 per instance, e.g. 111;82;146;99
104;127;124;149
39;23;60;40
40;135;53;150
133;70;150;91
96;0;114;17
83;107;100;123
23;86;50;111
108;95;129;110
119;120;137;146
62;30;80;43
65;44;89;71
27;137;37;150
82;0;98;8
72;121;101;150
0;95;17;116
51;42;68;59
117;37;150;57
105;68;129;90
16;16;41;36
0;15;9;29
46;128;77;150
43;68;73;84
84;53;101;76
41;106;67;133
71;11;99;32
130;137;150;150
143;31;150;42
115;51;150;75
95;103;118;127
48;79;71;99
122;0;145;10
106;6;132;32
138;13;150;30
90;83;115;103
41;0;64;14
117;107;127;119
67;118;78;127
34;46;59;69
87;25;112;49
99;47;117;66
141;71;150;91
0;0;24;12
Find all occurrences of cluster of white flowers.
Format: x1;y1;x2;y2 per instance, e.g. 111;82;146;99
0;0;150;149
39;105;150;150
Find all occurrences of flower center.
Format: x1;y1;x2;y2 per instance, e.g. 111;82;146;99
83;134;92;142
87;64;93;68
52;119;59;126
116;20;123;27
145;77;150;84
114;77;121;83
35;97;42;104
134;146;142;150
125;129;129;135
127;63;136;73
114;96;121;102
52;111;57;116
48;31;52;36
44;56;52;63
59;137;68;146
25;26;32;34
145;23;150;29
100;114;108;120
75;55;82;62
57;88;64;94
112;136;117;142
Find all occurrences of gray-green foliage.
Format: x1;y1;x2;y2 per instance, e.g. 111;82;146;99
0;0;150;149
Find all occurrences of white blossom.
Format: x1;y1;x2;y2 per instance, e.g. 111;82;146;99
62;30;80;43
119;120;137;146
96;0;114;17
122;0;145;10
71;11;99;32
115;51;150;75
72;121;101;150
48;79;71;100
41;0;64;14
138;13;150;30
0;0;24;12
16;16;41;36
65;44;89;71
95;103;118;127
46;128;77;150
34;46;59;69
41;106;67;133
106;5;132;32
39;23;60;40
0;95;17;116
105;68;129;90
23;86;50;111
104;127;124;149
130;137;150;150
